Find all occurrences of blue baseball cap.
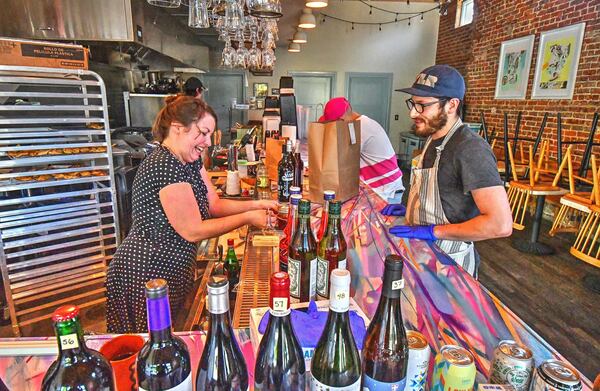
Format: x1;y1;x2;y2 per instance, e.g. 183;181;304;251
396;64;465;100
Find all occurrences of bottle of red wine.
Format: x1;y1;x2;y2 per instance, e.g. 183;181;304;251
278;140;295;202
311;269;361;389
197;276;249;390
255;272;306;390
42;305;115;391
137;279;192;390
317;200;347;299
361;254;408;389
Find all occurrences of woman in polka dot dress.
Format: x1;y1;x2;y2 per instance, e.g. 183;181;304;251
106;95;278;333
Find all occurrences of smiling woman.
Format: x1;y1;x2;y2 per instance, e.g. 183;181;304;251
105;95;279;333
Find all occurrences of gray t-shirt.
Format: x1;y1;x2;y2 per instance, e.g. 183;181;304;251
421;125;503;224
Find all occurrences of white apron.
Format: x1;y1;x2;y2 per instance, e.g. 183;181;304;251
406;119;477;276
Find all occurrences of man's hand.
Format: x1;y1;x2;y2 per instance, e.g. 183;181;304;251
380;204;406;216
389;225;437;241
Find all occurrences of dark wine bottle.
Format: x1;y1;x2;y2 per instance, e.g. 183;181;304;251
288;199;317;303
254;272;306;390
316;190;336;241
42;305;115;391
293;141;304;190
361;255;408;389
137;279;192;391
278;140;295;202
279;194;301;273
317;201;348;299
311;269;361;389
197;276;249;390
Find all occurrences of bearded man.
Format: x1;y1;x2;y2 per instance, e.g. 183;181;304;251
387;64;512;277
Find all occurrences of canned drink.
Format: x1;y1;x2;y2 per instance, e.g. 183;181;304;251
488;340;534;391
530;360;582;391
431;345;476;391
405;330;431;391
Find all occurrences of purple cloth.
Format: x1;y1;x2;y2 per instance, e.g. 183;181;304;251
258;301;367;349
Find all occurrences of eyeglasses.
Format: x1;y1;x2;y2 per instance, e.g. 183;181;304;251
405;98;446;113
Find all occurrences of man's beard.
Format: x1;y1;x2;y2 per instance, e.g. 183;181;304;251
412;109;448;137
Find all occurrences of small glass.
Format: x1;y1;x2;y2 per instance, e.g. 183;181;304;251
189;0;210;28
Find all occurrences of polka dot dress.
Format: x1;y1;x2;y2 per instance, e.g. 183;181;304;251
106;145;210;333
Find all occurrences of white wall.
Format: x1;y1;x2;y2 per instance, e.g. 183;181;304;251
248;1;440;152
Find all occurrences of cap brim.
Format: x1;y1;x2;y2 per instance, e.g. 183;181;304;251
395;87;446;97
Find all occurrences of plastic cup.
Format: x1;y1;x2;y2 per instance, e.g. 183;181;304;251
99;334;145;391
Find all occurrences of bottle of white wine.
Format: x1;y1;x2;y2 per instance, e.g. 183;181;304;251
311;268;361;389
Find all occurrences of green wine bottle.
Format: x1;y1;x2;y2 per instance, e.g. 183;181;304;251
288;199;317;303
317;200;347;299
311;269;361;389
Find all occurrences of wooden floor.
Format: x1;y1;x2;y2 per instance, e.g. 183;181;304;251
477;223;600;380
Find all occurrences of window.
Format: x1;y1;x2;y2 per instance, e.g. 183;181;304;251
456;0;474;27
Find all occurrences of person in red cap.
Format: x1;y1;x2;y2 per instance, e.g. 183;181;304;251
319;97;405;204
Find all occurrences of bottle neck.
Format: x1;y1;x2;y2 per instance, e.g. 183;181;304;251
286;204;298;235
225;246;237;262
147;295;173;342
325;214;341;237
55;318;87;359
381;267;404;300
208;311;234;339
297;213;310;233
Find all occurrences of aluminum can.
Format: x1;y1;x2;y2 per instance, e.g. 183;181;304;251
488;340;534;391
405;330;431;391
431;345;476;391
530;360;582;391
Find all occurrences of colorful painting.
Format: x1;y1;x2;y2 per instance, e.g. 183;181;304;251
532;23;586;99
495;35;535;100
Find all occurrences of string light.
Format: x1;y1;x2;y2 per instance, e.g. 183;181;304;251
320;3;440;29
420;13;424;22
352;22;355;30
408;18;411;26
407;0;410;5
369;6;372;15
379;24;382;31
395;13;398;22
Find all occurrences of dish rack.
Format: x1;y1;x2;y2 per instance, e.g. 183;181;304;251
0;65;119;336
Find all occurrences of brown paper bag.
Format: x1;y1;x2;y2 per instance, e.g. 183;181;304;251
266;138;285;182
308;120;361;204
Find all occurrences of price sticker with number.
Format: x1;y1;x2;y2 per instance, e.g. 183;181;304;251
271;297;290;317
59;334;79;350
392;279;405;290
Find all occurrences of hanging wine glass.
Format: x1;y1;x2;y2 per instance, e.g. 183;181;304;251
189;0;210;28
224;0;244;30
233;28;248;68
261;47;275;70
221;37;236;68
147;0;181;7
248;38;262;69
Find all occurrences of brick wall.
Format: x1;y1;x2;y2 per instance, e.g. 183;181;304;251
436;0;600;162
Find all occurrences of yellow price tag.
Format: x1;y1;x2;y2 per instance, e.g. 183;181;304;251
59;334;79;350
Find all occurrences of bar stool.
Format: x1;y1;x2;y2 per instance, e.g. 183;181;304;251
571;156;600;268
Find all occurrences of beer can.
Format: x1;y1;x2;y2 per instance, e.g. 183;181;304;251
406;330;431;391
530;360;582;391
488;340;534;391
431;345;476;391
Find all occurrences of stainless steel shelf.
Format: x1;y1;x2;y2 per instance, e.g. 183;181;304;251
0;65;120;336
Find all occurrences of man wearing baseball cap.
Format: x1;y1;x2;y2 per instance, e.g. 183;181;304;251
183;77;207;101
386;64;512;277
319;97;405;203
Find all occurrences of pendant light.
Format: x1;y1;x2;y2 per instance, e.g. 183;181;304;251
298;8;316;29
292;29;307;44
305;0;328;8
288;42;301;52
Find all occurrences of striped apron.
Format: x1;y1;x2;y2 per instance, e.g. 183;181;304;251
406;119;477;276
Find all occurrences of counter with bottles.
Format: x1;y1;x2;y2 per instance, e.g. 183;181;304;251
0;184;593;389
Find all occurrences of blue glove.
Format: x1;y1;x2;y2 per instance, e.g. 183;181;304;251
389;225;437;241
380;204;406;216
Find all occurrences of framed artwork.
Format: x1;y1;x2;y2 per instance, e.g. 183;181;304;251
253;82;268;98
531;22;586;99
494;35;535;99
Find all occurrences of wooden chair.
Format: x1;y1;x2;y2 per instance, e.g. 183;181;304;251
506;140;568;230
549;148;599;236
570;156;600;268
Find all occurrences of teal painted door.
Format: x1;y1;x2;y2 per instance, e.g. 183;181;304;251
346;72;393;133
202;72;245;144
291;73;335;123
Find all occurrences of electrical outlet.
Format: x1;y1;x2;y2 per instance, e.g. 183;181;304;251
394;114;399;120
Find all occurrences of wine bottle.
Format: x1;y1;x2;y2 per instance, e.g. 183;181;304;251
197;276;249;390
137;279;192;391
288;199;317;303
361;255;408;389
293;141;304;190
311;269;361;389
278;140;295;202
317;201;348;299
280;194;302;273
316;190;336;241
254;272;306;390
42;305;115;391
224;238;240;291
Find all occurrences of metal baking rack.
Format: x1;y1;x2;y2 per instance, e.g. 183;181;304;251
0;65;119;336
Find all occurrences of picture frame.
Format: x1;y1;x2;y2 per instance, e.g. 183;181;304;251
253;82;268;98
494;35;535;99
531;22;586;99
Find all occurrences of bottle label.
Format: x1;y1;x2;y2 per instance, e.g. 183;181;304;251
59;334;79;350
311;375;361;390
392;279;405;290
362;374;406;390
309;257;317;300
139;372;192;391
288;257;301;298
270;297;290;317
338;258;347;269
316;257;329;298
329;284;350;313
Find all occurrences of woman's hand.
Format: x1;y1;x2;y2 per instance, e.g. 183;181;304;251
253;199;279;212
245;209;278;229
